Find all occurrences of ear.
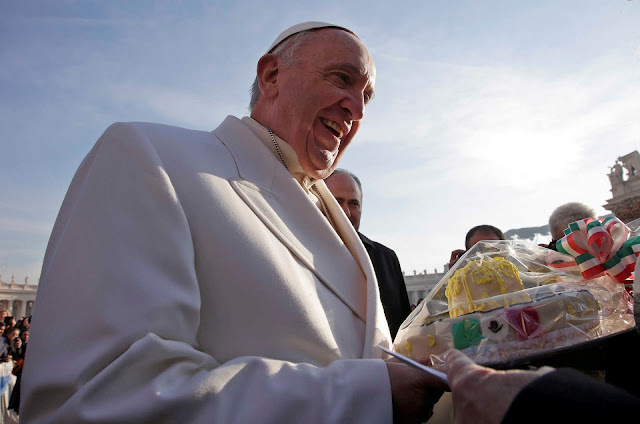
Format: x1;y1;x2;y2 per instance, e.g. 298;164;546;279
256;54;280;99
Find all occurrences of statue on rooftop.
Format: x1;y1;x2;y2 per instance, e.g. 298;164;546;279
609;162;623;186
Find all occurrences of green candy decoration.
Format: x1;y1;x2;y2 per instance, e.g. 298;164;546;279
452;318;484;349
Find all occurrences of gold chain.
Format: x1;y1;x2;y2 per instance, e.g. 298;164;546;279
312;185;337;232
268;129;289;172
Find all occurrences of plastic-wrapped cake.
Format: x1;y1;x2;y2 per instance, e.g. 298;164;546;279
394;253;606;364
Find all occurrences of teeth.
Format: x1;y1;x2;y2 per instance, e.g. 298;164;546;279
321;118;344;138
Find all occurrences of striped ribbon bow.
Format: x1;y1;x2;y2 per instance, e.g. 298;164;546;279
554;216;640;283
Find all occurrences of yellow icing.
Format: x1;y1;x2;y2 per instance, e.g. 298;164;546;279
469;267;495;285
405;341;413;354
446;273;463;297
492;257;518;278
445;257;525;318
427;334;436;347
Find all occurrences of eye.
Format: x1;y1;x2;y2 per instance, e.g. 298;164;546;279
363;89;374;104
333;72;351;85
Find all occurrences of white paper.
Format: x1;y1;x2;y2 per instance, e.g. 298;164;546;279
378;345;449;385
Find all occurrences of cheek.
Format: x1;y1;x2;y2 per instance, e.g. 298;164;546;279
349;121;361;139
339;121;361;153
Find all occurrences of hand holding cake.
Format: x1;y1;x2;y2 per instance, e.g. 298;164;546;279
443;347;640;423
442;348;553;424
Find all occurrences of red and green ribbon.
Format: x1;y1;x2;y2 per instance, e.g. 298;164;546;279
554;216;640;283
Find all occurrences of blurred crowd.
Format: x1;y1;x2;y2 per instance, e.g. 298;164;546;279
1;309;29;420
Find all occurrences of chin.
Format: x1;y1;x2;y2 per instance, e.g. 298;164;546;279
305;158;337;180
310;168;333;180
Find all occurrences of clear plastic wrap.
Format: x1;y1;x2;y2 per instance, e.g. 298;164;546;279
394;228;637;368
627;218;640;237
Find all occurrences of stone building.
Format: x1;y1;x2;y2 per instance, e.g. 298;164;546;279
605;150;640;222
0;275;38;319
404;269;445;306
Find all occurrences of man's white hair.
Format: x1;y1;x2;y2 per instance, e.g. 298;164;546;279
548;202;597;238
248;31;313;111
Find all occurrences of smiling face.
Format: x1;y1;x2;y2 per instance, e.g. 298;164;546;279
256;29;375;179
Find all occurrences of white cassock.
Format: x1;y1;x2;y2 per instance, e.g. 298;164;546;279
21;116;394;423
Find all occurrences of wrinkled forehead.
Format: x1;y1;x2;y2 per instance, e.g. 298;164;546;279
356;40;376;86
314;28;376;85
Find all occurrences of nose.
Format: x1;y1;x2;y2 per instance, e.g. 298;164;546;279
340;89;365;121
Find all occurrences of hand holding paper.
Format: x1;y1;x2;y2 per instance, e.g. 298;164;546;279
379;345;449;385
382;345;449;423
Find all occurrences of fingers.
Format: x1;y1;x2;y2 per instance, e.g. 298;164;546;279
413;356;434;367
449;249;465;262
449;249;465;269
386;361;448;422
443;349;474;373
442;349;485;388
385;358;450;391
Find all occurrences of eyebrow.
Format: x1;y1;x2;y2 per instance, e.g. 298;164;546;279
327;62;376;100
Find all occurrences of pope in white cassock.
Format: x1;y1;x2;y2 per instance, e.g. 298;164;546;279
21;22;445;423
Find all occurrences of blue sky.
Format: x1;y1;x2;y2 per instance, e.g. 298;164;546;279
1;1;639;282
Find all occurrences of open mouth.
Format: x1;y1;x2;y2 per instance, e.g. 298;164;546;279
320;118;344;139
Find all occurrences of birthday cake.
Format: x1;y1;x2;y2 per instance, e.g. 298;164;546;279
394;257;602;363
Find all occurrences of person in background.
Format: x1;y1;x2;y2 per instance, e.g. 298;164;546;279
4;327;19;347
325;168;411;338
19;331;27;362
0;323;7;361
3;326;20;364
3;316;15;329
21;21;446;423
448;224;505;269
9;327;27;416
7;335;23;361
15;317;30;332
545;202;597;250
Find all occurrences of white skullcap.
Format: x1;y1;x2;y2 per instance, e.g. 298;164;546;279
266;21;354;53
